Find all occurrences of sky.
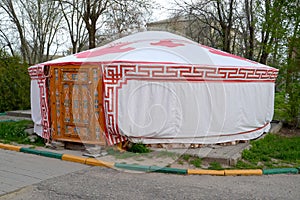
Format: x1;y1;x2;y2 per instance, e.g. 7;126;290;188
152;0;173;21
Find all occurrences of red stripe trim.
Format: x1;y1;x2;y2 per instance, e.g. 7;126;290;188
41;61;278;71
127;123;270;140
120;77;276;83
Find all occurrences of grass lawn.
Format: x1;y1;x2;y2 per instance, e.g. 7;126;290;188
236;133;300;169
0;120;44;146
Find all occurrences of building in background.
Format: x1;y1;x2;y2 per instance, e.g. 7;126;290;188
146;14;247;57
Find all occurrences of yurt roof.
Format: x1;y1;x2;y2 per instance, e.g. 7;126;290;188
42;31;275;70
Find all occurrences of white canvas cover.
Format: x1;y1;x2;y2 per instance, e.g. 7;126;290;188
28;65;50;139
29;31;278;144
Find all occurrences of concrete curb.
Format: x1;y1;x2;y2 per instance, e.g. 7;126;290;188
149;166;187;174
187;169;263;176
0;143;299;176
20;147;63;159
85;158;115;168
114;163;151;172
62;154;87;164
224;169;263;176
114;163;187;174
0;119;15;122
263;168;299;175
188;169;225;176
0;143;21;151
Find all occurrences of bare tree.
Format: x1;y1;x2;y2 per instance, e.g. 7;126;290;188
58;0;88;54
57;0;110;50
257;0;287;64
58;0;155;50
239;0;255;60
0;0;31;63
81;0;110;49
21;0;63;63
215;0;236;53
167;1;219;46
0;26;16;56
0;0;63;64
172;0;237;53
104;0;154;39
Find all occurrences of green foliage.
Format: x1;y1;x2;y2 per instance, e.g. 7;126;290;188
0;50;30;112
274;84;300;127
0;120;43;146
241;133;300;168
127;142;151;153
189;157;202;168
181;154;191;161
275;50;299;127
208;161;223;170
275;55;300;127
106;144;152;159
274;15;300;127
0;121;28;143
235;160;261;169
274;92;290;122
177;160;184;165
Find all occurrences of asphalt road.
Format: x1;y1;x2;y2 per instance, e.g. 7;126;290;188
1;166;300;200
0;149;89;196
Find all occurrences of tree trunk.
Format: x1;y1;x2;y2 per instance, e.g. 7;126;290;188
259;50;269;64
88;24;96;49
245;0;254;60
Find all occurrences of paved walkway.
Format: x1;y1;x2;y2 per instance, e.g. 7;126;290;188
0;149;89;196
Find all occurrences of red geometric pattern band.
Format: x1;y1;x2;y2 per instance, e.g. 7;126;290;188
102;63;278;140
28;65;50;139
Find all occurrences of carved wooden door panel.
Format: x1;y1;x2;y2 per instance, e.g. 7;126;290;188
49;66;106;145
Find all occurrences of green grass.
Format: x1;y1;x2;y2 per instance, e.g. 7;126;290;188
238;133;300;168
0;120;44;146
127;142;151;153
106;142;152;159
235;160;262;169
208;161;223;170
177;160;184;165
181;154;190;161
189;157;202;168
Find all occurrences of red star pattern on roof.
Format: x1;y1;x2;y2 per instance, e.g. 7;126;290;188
75;43;135;58
150;40;185;48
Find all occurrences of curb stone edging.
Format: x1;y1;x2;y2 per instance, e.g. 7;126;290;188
187;169;225;176
62;154;87;164
263;168;299;175
85;158;115;168
224;169;263;176
20;147;63;159
0;143;22;151
0;143;299;176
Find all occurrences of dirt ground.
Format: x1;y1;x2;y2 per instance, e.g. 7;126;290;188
99;149;198;170
277;126;300;137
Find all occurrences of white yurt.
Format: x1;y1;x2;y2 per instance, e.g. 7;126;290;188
28;31;278;145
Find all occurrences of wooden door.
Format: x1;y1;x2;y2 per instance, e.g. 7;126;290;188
49;65;106;145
